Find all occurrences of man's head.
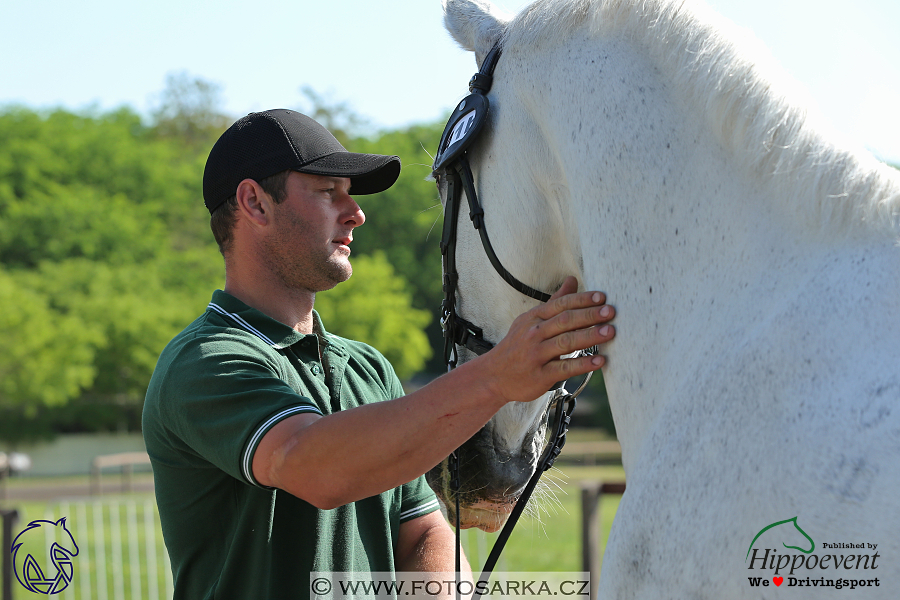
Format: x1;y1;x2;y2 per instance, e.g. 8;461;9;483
203;109;400;254
255;171;365;293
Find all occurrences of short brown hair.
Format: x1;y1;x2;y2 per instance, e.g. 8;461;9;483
210;170;291;255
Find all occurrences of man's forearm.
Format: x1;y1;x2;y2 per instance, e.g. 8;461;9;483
254;280;614;508
265;357;507;508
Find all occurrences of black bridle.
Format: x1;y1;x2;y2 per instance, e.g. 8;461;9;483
434;44;551;371
432;42;594;598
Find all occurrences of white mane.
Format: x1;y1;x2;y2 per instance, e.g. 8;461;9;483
500;0;900;237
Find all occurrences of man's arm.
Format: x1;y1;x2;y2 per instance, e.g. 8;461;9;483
252;277;615;509
395;512;472;599
395;510;470;573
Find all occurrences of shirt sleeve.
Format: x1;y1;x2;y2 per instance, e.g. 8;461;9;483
155;332;322;488
398;475;441;524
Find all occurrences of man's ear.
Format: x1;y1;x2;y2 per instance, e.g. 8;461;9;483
235;178;272;226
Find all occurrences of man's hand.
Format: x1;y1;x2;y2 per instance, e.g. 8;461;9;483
480;276;615;404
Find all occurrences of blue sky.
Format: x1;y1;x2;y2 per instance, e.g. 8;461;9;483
3;0;898;163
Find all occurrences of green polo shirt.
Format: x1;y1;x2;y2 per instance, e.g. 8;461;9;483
142;290;439;600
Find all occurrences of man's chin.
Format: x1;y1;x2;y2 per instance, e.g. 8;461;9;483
315;258;352;290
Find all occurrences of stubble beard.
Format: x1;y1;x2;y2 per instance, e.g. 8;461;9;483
263;215;353;294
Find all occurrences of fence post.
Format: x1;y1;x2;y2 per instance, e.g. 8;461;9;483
580;483;602;600
0;461;8;502
2;508;19;600
581;481;626;600
90;460;100;496
123;463;133;494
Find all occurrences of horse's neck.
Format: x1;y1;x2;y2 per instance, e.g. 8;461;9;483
573;136;897;472
521;34;890;467
569;132;801;466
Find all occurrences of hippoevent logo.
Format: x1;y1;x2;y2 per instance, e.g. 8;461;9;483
745;517;880;590
11;517;79;594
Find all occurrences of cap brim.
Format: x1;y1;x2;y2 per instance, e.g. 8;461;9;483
296;152;401;195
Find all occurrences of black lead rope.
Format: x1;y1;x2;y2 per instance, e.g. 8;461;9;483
471;392;576;598
448;450;462;590
449;385;587;599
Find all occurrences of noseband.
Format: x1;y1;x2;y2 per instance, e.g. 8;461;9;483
432;42;594;597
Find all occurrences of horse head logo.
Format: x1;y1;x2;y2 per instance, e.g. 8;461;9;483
746;516;815;560
11;517;79;594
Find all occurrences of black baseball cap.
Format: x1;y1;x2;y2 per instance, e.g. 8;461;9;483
202;109;401;213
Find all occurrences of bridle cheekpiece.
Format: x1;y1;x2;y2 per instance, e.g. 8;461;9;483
434;44;552;370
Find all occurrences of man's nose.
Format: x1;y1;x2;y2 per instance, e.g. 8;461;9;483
344;197;365;227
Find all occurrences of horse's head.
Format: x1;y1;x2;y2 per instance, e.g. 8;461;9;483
428;0;585;532
13;517;79;558
52;517;79;557
746;517;815;561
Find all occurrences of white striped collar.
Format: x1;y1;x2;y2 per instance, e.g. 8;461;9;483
207;302;281;348
206;291;347;354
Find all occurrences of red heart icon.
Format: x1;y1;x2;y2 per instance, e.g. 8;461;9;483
773;577;783;586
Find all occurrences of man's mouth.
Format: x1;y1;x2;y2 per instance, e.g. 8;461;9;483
333;236;353;251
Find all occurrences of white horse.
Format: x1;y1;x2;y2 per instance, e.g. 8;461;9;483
432;0;900;596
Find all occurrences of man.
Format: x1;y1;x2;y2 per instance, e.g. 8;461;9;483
142;109;616;599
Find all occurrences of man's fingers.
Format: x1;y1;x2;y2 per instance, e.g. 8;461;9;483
546;350;608;381
546;323;616;357
547;275;579;302
536;290;609;322
487;275;615;404
535;303;616;341
538;287;608;323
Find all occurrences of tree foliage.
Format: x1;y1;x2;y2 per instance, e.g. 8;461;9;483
0;268;98;411
0;87;447;441
150;71;234;147
0;105;220;430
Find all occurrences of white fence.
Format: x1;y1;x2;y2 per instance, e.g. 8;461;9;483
7;487;618;600
31;497;173;600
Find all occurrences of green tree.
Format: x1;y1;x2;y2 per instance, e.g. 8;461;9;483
150;71;233;148
0;98;449;440
18;258;215;399
0;268;99;411
0;106;221;434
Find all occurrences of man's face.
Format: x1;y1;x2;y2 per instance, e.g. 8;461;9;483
262;171;365;293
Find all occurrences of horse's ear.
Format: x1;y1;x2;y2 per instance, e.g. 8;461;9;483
55;517;67;527
442;0;510;64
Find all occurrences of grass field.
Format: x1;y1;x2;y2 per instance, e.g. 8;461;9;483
460;464;624;573
2;456;624;598
2;490;172;600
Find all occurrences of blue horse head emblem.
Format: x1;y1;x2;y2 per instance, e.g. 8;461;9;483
11;517;79;594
